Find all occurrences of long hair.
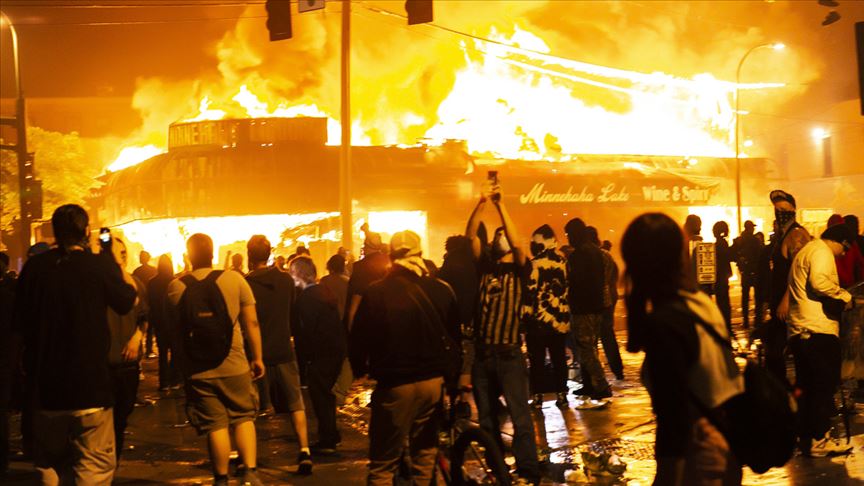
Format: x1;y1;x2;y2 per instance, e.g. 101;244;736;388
156;254;173;277
621;213;695;353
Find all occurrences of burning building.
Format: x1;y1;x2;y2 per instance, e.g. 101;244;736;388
91;112;779;271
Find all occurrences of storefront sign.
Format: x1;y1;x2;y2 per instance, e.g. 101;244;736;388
518;181;714;205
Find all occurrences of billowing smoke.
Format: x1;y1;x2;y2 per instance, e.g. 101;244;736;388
113;0;834;164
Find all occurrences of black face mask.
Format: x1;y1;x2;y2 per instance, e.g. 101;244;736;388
529;242;544;257
775;209;796;228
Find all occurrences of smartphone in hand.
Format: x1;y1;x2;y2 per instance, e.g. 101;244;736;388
99;227;112;253
487;170;501;202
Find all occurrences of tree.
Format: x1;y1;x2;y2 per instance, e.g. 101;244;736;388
1;127;103;235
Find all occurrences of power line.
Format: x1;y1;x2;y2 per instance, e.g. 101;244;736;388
1;1;265;6
7;14;267;26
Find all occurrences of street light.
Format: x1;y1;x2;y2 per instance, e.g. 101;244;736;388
0;12;22;98
1;11;33;260
735;42;784;233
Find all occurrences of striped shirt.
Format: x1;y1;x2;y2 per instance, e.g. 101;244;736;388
476;261;525;345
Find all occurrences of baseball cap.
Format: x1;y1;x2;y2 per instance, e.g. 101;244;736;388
390;230;422;259
769;190;796;209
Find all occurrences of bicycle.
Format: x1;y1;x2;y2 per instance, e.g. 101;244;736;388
434;386;511;486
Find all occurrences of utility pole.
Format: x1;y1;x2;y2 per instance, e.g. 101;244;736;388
339;0;352;253
0;11;35;260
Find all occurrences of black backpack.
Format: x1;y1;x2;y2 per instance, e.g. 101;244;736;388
399;276;462;386
687;310;797;474
179;270;234;368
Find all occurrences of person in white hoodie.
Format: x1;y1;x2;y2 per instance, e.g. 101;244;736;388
787;223;855;456
621;213;744;486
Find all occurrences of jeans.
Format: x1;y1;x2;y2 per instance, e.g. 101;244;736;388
572;314;611;396
790;333;841;441
740;278;754;329
155;330;179;389
525;327;568;394
599;306;624;379
307;365;340;447
35;407;116;486
758;316;788;384
109;365;140;459
472;345;539;483
715;278;732;334
368;376;442;486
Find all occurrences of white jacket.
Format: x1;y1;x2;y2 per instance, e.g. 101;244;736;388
788;239;852;337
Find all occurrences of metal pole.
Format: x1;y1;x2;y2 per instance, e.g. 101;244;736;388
734;43;782;235
734;45;761;235
1;12;30;255
339;0;352;253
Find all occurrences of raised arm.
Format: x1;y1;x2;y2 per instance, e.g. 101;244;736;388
494;197;526;267
466;197;487;260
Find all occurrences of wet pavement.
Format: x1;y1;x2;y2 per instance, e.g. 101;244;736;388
4;293;864;485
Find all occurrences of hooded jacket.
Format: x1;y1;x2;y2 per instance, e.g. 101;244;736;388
246;266;296;365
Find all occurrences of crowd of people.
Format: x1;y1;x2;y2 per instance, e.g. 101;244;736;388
0;183;862;486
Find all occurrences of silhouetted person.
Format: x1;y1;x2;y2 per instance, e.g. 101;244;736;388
350;231;458;485
133;250;157;357
0;253;15;474
290;256;346;456
622;212;743;485
466;186;540;484
565;218;612;400
788;224;854;456
106;236;149;461
713;221;732;334
731;221;761;329
523;224;570;408
759;190;810;383
167;233;265;486
246;235;312;474
148;254;180;390
14;204;136;484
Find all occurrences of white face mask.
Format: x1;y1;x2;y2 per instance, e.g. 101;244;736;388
493;233;511;258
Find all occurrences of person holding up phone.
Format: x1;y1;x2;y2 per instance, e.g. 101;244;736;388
466;173;541;486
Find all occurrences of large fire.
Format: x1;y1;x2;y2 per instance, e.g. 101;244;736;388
99;10;796;264
113;211;427;273
106;26;785;172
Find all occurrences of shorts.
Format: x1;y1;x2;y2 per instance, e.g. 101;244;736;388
257;360;305;413
185;373;259;435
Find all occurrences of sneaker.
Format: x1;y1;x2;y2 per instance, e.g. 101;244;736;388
590;388;613;400
297;451;313;475
213;476;229;486
240;467;264;486
555;392;568;408
530;394;544;409
807;436;852;457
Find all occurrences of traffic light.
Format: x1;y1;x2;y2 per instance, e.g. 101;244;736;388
266;0;292;41
21;152;42;220
405;0;433;25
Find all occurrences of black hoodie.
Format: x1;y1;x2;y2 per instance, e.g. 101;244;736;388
350;267;459;387
246;266;296;365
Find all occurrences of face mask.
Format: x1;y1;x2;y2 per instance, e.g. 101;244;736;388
492;235;511;259
775;209;796;227
530;242;544;257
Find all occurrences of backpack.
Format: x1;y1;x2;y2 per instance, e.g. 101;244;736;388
399;276;463;386
688;311;797;474
178;270;234;368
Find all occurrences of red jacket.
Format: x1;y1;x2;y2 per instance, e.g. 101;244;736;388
835;241;864;288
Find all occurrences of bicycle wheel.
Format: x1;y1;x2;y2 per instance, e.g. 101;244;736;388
450;426;511;486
